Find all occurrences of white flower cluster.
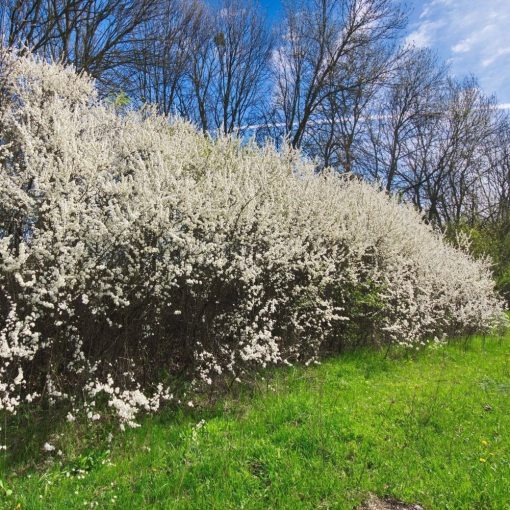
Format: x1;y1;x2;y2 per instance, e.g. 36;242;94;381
0;50;506;427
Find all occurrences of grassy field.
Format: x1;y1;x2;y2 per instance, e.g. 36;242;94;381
1;335;510;509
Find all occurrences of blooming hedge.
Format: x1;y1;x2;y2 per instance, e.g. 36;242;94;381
0;52;506;428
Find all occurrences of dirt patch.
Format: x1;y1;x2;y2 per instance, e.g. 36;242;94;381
358;495;424;510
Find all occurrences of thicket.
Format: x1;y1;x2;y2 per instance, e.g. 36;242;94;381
0;52;506;430
3;0;510;310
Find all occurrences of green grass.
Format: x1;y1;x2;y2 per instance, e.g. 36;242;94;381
1;335;510;509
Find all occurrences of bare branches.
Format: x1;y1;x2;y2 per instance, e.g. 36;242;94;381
129;0;203;115
0;0;158;88
269;0;405;149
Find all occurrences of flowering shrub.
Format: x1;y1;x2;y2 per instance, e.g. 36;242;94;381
0;51;507;428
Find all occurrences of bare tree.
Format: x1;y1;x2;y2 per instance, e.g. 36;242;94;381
410;78;499;227
178;3;217;132
481;118;510;226
213;0;272;134
181;0;273;135
130;0;203;115
0;0;158;89
304;40;401;171
268;0;405;152
360;48;446;192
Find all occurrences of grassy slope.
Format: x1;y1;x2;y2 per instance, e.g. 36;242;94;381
1;335;510;510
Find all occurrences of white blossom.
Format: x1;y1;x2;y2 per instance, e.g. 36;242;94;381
0;49;506;433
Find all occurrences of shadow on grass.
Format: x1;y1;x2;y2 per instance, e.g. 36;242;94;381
0;390;243;474
2;332;507;474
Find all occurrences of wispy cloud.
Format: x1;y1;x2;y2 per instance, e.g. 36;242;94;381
406;0;510;101
405;20;445;48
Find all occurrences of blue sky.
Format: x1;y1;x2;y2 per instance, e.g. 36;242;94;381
406;0;510;104
259;0;510;104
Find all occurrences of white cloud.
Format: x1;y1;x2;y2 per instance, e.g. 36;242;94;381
407;0;510;101
482;47;510;68
451;40;471;53
405;20;445;48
